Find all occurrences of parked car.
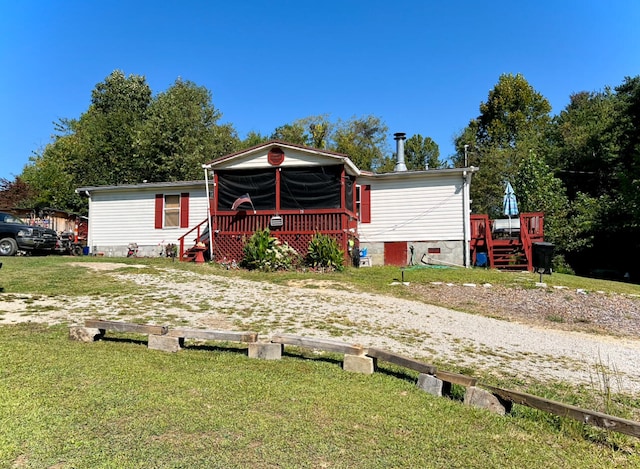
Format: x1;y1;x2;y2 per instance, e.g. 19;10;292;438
0;212;58;256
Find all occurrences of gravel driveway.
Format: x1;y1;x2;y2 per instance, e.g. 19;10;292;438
1;263;639;395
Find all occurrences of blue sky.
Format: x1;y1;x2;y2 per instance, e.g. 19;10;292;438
1;1;638;181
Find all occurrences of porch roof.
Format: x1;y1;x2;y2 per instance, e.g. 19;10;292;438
206;140;361;176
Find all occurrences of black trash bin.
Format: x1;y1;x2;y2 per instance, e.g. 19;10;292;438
532;242;554;275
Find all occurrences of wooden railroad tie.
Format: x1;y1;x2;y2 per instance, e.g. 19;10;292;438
84;319;168;336
270;334;365;356
167;328;258;343
483;384;640;439
367;347;436;375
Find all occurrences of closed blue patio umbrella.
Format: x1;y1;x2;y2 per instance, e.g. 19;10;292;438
503;182;519;235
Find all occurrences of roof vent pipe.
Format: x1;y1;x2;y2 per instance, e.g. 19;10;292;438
394;132;407;172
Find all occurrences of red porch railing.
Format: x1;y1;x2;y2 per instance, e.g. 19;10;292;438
470;212;544;271
470;214;493;266
178;209;357;264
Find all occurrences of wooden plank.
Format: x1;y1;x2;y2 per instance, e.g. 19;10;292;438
435;370;477;387
367;347;437;375
167;328;258;343
483;384;640;438
85;319;168;336
270;334;364;356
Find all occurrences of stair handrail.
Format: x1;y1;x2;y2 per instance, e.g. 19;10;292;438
519;213;533;271
485;216;494;268
177;218;208;260
470;214;494;267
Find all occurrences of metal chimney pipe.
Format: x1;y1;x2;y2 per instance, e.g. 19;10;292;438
394;132;407;172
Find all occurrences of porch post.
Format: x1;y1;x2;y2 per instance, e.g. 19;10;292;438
202;164;214;261
275;168;281;211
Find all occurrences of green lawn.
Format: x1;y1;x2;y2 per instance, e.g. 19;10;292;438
0;257;639;467
1;324;638;468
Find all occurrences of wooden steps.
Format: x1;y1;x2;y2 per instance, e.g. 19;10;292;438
182;244;208;263
491;238;528;270
182;248;198;262
470;213;545;271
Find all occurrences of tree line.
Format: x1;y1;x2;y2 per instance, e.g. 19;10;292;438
0;70;441;214
1;69;639;278
452;73;640;278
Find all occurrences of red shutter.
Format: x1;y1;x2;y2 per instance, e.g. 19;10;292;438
360;185;371;223
180;193;189;228
154;194;163;229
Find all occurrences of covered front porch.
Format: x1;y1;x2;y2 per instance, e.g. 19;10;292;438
177;142;361;265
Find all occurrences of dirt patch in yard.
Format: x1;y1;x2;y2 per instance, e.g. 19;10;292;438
1;263;640;394
409;283;640;338
67;262;147;271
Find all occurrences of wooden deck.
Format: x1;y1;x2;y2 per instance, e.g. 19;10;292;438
470;212;544;271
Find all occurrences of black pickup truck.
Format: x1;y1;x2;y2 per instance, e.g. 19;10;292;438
0;212;58;256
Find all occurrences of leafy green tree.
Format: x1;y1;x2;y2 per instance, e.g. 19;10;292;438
549;90;620;199
271;123;308;145
21;135;85;212
404;134;441;170
137;78;239;182
242;131;269;148
298;115;332;149
374;156;397;173
269;115;332;149
515;152;571;247
476;73;551;148
91;70;151;116
19;70;240;212
545;82;640;274
454;73;553;217
333;115;389;171
69;70;152;186
612;76;640;226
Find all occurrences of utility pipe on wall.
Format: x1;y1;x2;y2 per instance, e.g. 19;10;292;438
462;169;473;268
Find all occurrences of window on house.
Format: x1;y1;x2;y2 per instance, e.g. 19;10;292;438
164;195;180;227
155;193;190;229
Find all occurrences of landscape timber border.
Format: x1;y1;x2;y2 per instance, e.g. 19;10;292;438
69;319;640;439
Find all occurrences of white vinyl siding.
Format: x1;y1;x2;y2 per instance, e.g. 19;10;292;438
86;186;208;248
357;174;465;243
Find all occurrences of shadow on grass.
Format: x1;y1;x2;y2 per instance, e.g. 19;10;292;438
101;336;147;347
95;337;462;402
374;364;419;386
183;343;249;356
282;349;344;367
